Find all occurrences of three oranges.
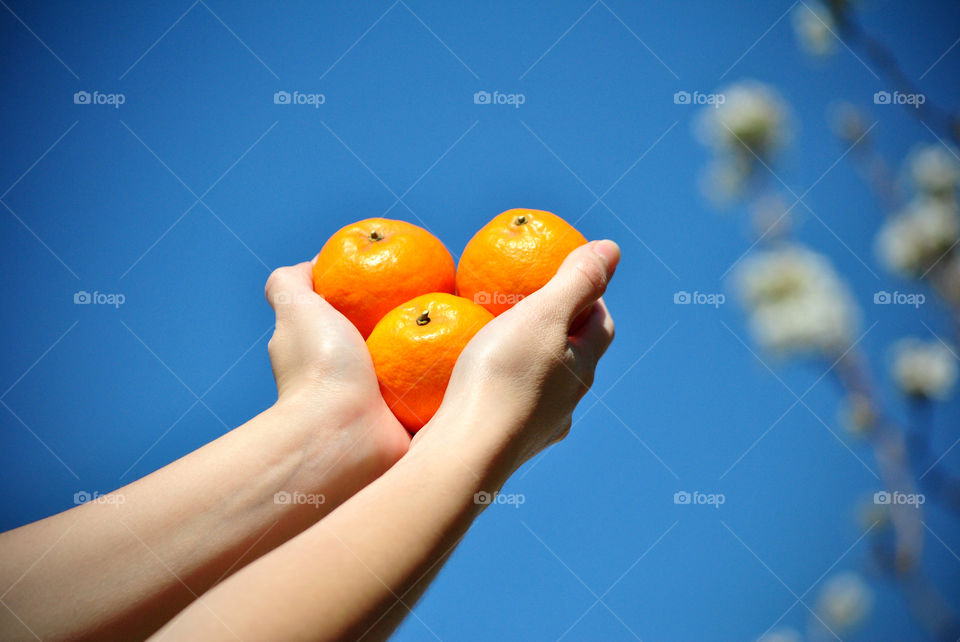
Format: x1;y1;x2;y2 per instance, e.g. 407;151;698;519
312;209;587;432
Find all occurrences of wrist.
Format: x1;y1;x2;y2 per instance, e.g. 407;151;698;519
414;401;529;493
269;389;407;485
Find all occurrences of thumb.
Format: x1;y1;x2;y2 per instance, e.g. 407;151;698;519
523;240;620;326
265;262;333;327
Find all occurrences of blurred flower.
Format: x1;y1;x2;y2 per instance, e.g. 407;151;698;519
697;81;791;161
892;338;957;400
757;628;802;642
905;144;960;198
792;4;837;56
816;571;874;632
736;245;859;355
876;198;959;277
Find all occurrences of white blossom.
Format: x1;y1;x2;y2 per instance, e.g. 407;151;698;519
697;81;790;160
816;571;873;632
876;198;959;277
792;4;837;56
736;245;859;355
906;144;960;197
892;338;957;400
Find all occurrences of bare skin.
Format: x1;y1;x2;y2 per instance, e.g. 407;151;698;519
0;263;410;640
0;240;618;641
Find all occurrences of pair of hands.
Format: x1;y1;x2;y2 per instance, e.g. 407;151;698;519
264;240;619;484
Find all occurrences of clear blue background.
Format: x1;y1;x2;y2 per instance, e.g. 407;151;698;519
2;1;958;640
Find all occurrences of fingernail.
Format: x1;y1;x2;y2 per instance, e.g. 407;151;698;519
592;240;620;273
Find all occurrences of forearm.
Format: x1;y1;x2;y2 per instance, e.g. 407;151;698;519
152;407;523;641
0;397;394;640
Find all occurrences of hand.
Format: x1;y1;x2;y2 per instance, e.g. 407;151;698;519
419;240;619;472
264;261;411;471
150;242;618;641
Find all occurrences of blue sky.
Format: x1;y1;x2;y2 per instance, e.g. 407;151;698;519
1;1;958;640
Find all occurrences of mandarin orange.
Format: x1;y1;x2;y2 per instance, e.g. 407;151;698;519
313;218;455;338
456;209;587;315
366;293;494;432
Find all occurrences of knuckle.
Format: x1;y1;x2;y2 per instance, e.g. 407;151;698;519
265;266;295;292
264;268;285;299
265;267;304;308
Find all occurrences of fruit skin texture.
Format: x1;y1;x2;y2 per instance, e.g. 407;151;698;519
366;293;494;432
313;218;456;338
456;208;588;316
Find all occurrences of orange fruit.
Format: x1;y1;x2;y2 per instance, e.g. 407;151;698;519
313;218;455;338
456;208;588;315
366;293;494;432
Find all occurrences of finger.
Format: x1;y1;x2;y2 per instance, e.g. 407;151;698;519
265;261;320;316
521;240;620;328
570;297;615;363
